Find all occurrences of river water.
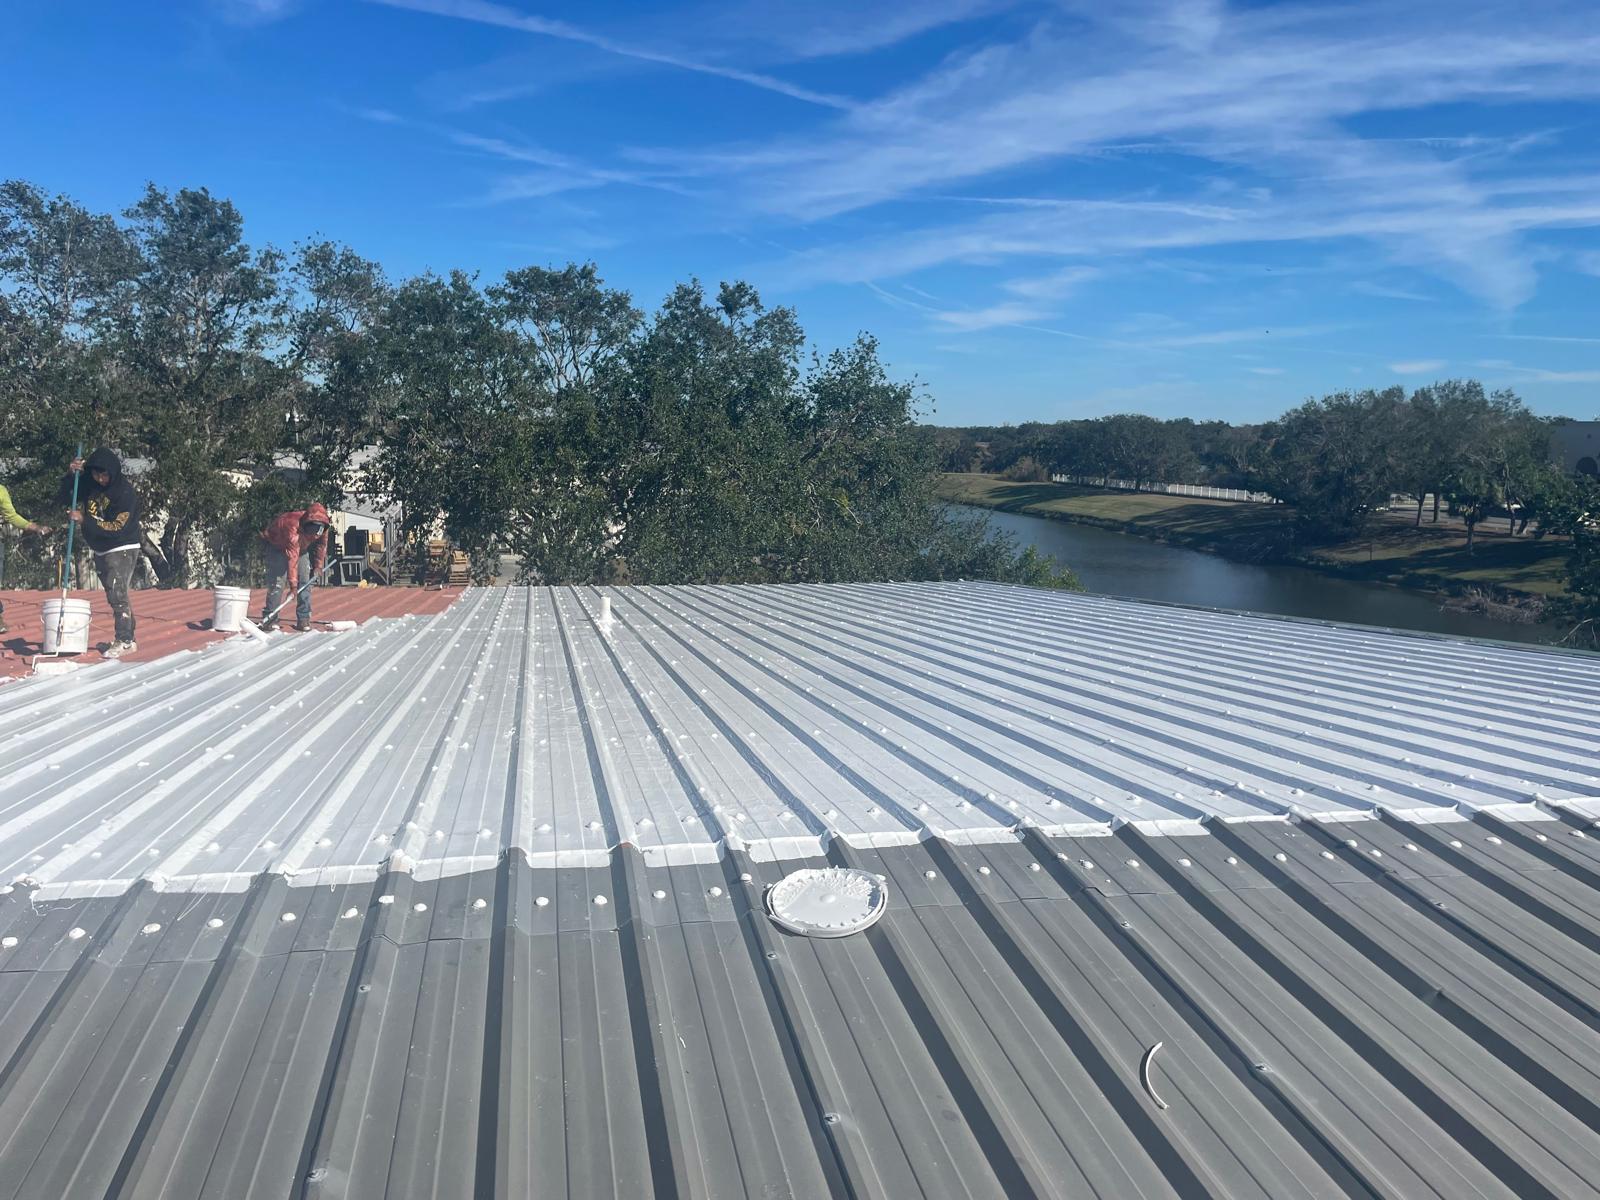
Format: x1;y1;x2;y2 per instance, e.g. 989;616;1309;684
967;505;1559;645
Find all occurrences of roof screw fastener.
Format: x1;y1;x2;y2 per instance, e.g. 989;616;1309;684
823;1113;842;1126
766;951;779;961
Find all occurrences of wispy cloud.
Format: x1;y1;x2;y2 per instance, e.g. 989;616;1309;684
1143;324;1338;349
365;0;852;108
1349;280;1433;302
349;107;687;202
1497;333;1600;346
1481;361;1600;384
211;0;300;24
1246;366;1286;375
1389;359;1446;374
657;1;1600;308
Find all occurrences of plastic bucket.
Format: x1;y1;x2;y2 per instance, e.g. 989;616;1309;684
212;585;252;633
41;598;92;655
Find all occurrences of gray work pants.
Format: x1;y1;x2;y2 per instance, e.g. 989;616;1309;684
95;547;139;643
264;545;313;625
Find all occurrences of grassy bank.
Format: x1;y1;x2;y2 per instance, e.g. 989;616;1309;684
938;473;1572;605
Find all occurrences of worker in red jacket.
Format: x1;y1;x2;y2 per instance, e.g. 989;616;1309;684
260;503;331;631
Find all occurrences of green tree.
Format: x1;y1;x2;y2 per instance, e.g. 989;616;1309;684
1537;472;1600;647
112;185;289;583
1253;388;1405;540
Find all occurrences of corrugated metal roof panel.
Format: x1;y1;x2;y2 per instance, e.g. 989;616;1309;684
3;583;1596;894
1;825;1599;1197
1;583;1598;1198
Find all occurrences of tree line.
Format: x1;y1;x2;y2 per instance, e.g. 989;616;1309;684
0;179;1075;591
935;392;1600;640
936;389;1595;545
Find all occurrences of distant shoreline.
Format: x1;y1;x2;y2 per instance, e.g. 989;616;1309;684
938;473;1569;626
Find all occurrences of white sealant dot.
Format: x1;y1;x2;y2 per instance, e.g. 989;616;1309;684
280;912;296;923
0;936;17;949
653;889;667;900
207;917;225;929
593;895;609;906
141;923;162;935
924;870;937;880
413;902;428;913
67;927;87;941
536;896;550;907
472;898;487;910
709;886;724;897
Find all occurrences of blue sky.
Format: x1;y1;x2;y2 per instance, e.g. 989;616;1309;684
6;0;1600;424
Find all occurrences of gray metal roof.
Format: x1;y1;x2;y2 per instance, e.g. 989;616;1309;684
2;583;1599;1198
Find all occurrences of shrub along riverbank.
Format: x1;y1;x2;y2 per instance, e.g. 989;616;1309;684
938;473;1572;619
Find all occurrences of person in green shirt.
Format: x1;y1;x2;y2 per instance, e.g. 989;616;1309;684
0;483;53;635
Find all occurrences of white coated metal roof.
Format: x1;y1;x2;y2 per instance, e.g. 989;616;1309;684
2;583;1597;898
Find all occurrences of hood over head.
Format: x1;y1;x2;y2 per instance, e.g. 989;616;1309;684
302;502;331;527
85;448;121;481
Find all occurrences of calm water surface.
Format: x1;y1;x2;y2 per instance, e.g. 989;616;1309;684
967;505;1560;645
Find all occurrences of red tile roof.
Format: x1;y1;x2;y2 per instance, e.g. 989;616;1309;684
0;585;464;681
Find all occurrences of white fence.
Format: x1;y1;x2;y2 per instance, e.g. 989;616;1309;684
1051;475;1277;504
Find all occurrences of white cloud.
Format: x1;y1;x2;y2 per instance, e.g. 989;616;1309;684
1000;265;1101;300
1388;359;1446;374
1483;362;1600;384
1577;251;1600;277
349;108;685;202
1247;366;1286;375
366;0;852;108
1349;281;1433;302
648;1;1600;308
213;0;300;23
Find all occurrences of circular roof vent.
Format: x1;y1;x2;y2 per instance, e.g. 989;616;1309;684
766;868;887;937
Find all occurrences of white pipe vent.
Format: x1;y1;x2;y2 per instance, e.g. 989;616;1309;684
765;868;887;937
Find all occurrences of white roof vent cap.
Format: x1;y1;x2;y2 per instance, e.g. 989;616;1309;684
766;868;887;938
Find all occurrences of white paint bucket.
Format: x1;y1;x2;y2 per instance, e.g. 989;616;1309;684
212;585;252;633
41;598;92;655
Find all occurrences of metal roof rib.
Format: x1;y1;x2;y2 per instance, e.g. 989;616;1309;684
1;581;1598;1198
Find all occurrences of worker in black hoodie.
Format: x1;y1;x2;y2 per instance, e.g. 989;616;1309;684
56;448;143;657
